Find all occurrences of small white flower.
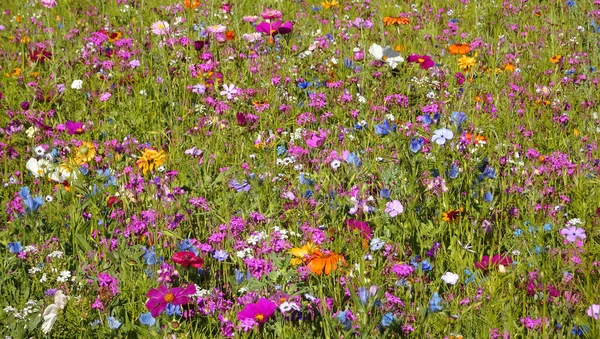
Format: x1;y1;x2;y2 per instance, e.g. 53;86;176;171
368;43;404;69
34;146;46;156
56;270;71;283
70;80;83;90
441;271;459;285
330;160;341;170
157;166;165;172
45;195;53;202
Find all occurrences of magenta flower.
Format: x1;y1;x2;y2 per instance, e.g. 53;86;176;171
385;200;404;217
407;54;435;69
305;130;326;148
391;264;414;277
260;8;282;20
145;284;196;317
65;121;84;135
474;254;512;270
256;21;293;36
237;298;277;324
560;226;586;242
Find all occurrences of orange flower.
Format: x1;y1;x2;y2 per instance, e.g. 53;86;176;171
503;63;515;72
383;16;410;26
225;30;235;41
184;0;201;9
448;43;470;55
550;55;561;64
306;251;345;275
465;133;486;145
442;207;466;222
108;31;122;42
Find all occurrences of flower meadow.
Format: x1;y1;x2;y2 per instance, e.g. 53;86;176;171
2;0;600;337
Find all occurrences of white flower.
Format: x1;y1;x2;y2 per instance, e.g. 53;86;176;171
56;270;71;283
368;43;404;69
431;128;454;145
34;146;46;156
219;84;238;100
41;290;67;334
70;80;83;90
330;159;341;170
26;158;52;177
441;271;459;285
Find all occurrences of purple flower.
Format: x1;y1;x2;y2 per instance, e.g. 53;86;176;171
588;304;600;320
560;226;586;242
391;264;414;277
385;200;404;217
65;121;84;135
99;92;112;102
256;21;293;36
237;298;277;324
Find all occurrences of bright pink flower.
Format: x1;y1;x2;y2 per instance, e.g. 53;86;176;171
65;121;84;135
407;54;435;69
256;21;293;36
305;130;326;148
237;298;277;324
260;8;282;20
474;254;512;270
145;284;196;317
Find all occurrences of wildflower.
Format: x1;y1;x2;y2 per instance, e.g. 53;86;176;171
256;21;293;36
385;200;404;217
448;43;470;55
107;316;121;330
220;83;238;100
381;313;396;327
20;187;44;214
391;263;414;277
73;141;96;164
238;298;278;324
171;251;204;268
432;128;454;145
40;0;57;8
409;137;424;153
137;149;167;175
407;54;435;69
290;243;320;265
330;159;341;169
184;0;201;9
383;17;410;26
458;55;476;72
26;158;52;177
151;21;170;36
145;284;196;317
345;219;372;240
441;272;459;285
560;226;586;242
259;8;282;20
307;251;345;275
213;250;229;261
41;290;67;334
70;80;83;90
206;24;226;34
587;304;600;320
369;43;404;69
550;55;562;64
451;111;467;127
65;121;84;135
8;242;22;254
442;207;465;222
429;292;443;312
321;0;339;9
29;48;52;63
370;238;385;251
474;254;512;270
139;312;156;326
374;120;392;135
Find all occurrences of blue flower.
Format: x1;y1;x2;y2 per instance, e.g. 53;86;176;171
336;310;352;330
421;259;433;271
451;111;467;127
165;303;182;317
421;114;433;126
7;242;22;254
380;313;395;327
566;0;575;7
345;152;361;167
514;229;523;236
213;250;229;262
298;81;311;89
448;164;459;179
380;188;390;199
276;145;287;156
409;137;424;153
178;239;199;255
543;223;552;231
428;292;443;312
143;246;157;265
357;287;369;305
107;316;121;330
464;269;476;284
483;191;493;202
139;312;156;326
375;120;392;136
19;186;43;215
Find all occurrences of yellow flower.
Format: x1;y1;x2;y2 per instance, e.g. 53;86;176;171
457;56;476;72
74;141;96;164
137;148;167;175
321;0;339;9
289;243;319;265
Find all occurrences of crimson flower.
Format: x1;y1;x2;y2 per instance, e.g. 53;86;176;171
29;48;52;63
145;284;196;317
474;254;512;270
171;251;204;268
407;54;435;69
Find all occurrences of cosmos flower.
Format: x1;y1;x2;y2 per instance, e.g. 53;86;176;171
238;298;278;324
150;21;170;36
368;43;404;69
145;284;196;317
259;8;282;20
407;54;435;69
256;21;293;36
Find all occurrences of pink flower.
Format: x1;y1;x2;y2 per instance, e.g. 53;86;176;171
560;226;586;242
145;284;196;317
99;92;111;102
151;21;170;36
474;254;512;270
40;0;57;8
407;54;435;69
260;8;282;20
65;121;84;135
385;200;404;217
237;298;277;324
306;130;327;148
171;251;204;268
587;304;600;320
256;21;293;36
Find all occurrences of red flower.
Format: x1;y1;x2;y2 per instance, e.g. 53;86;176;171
29;48;52;63
171;251;204;268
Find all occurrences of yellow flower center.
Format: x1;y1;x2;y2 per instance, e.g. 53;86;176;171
382;55;387;61
254;314;264;322
418;58;425;63
163;293;175;303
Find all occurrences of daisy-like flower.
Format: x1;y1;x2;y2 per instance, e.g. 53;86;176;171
238;298;278;324
260;8;282;20
441;272;459;285
26;158;53;177
219;84;238;100
73;141;96;165
458;55;476;72
137;149;167;175
206;24;226;34
150;21;170;36
368;43;404;69
145;285;196;317
289;243;319;265
407;54;435;69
